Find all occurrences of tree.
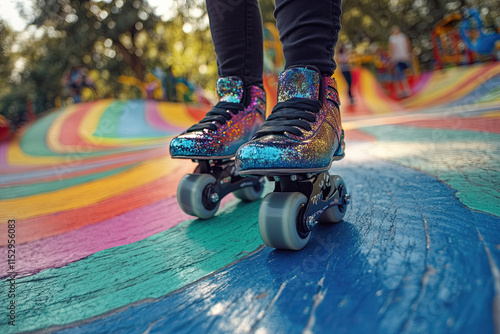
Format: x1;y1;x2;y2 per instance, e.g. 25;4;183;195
31;0;160;81
0;21;14;94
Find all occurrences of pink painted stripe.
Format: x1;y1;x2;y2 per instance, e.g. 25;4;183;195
0;141;8;168
411;72;432;95
0;194;235;277
146;101;183;132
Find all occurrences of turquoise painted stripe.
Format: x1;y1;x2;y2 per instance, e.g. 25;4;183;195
0;198;265;333
116;100;166;138
20;112;61;156
19;111;131;157
94;100;126;138
360;125;500;216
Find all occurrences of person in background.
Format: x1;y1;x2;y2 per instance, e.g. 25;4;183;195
336;42;354;105
388;26;412;98
63;65;94;103
374;46;392;93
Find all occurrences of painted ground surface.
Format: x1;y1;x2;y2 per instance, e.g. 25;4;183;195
1;63;499;334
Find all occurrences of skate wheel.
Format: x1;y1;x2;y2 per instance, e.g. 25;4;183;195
259;192;310;250
319;175;348;223
177;174;220;219
233;181;264;202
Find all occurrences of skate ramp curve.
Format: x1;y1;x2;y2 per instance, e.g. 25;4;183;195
264;62;500;117
403;62;500;110
1;65;500;333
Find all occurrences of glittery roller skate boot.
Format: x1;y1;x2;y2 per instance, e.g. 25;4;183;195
170;76;266;219
235;66;350;250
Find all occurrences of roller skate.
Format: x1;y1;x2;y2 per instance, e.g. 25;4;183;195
170;76;266;219
235;66;350;250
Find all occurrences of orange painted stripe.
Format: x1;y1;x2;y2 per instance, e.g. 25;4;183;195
2;161;195;245
2;158;140;187
185;104;210;123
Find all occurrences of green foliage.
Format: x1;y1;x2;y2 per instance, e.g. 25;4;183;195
1;0;499;127
0;21;14;94
0;0;217;125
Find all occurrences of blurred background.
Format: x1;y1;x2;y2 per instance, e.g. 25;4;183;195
1;4;499;333
0;0;499;137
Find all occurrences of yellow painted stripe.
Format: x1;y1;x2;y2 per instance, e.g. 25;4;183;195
404;68;473;106
444;67;500;102
0;155;175;220
6;102;116;166
78;99;116;146
158;102;198;128
78;100;168;146
359;70;393;114
482;111;500;118
332;71;349;104
405;64;500;108
6;127;72;166
405;66;477;106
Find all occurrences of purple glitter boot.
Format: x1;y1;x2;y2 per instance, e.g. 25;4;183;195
235;66;350;250
170;77;266;219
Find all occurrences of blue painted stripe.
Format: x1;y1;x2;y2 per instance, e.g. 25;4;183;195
51;159;500;334
446;75;500;107
116;100;167;138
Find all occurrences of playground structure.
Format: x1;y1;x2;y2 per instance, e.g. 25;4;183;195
432;10;500;69
118;71;213;105
118;74;164;100
460;8;500;56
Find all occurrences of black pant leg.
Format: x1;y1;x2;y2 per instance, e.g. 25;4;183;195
206;0;264;86
274;0;342;76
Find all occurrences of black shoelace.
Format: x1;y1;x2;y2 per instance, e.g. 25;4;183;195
253;97;322;138
186;101;245;132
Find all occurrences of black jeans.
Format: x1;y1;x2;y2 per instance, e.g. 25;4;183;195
206;0;342;87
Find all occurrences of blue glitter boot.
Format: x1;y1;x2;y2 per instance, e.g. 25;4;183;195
235;66;350;250
170;76;266;219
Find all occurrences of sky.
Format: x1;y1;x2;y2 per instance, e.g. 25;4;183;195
0;0;174;31
0;0;28;31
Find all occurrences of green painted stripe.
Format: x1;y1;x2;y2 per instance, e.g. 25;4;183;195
0;165;135;199
19;110;138;157
94;100;126;138
360;125;500;216
0;198;265;333
478;86;500;103
20;112;61;156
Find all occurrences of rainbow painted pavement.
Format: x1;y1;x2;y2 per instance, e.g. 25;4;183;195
1;63;499;333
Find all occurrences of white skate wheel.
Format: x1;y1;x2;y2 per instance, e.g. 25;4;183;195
318;175;347;223
233;181;264;202
177;174;220;219
259;192;310;250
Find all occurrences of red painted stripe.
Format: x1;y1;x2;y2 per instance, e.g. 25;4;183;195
1;161;195;245
345;129;377;141
58;101;117;149
185;104;211;123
